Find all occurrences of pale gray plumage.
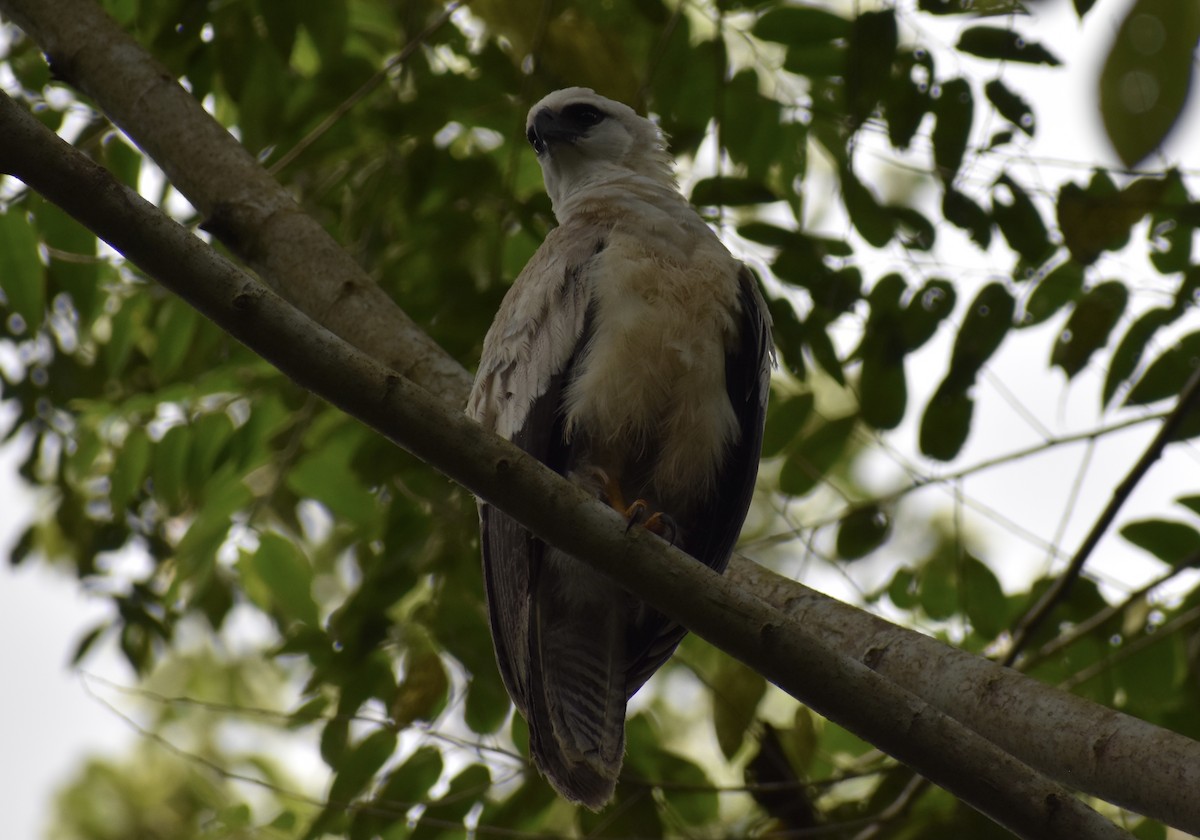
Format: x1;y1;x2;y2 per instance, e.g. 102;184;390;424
467;88;771;810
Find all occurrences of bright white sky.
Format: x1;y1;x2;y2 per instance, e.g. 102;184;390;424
2;0;1200;837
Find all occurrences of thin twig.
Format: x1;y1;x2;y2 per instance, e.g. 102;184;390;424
1058;604;1200;692
851;775;931;840
1005;366;1200;665
80;675;331;809
743;410;1169;551
268;1;467;175
1020;552;1200;671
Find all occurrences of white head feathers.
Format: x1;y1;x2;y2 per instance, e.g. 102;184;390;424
525;88;676;217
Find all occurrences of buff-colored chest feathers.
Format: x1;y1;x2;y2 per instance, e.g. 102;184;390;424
562;229;743;502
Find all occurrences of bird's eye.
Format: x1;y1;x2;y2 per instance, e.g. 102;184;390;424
526;126;545;154
563;103;606;126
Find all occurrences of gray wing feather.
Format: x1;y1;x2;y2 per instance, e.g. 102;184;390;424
470;223;621;807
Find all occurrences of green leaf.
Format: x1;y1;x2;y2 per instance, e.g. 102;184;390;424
902;278;956;350
942;187;992;247
246;533;319;627
957;27;1061;65
1149;171;1194;274
0;209;45;332
767;298;806;378
110;427;152;512
476;779;558;835
883;50;932;150
841;163;895;247
892;206;936;251
1103;307;1174;407
288;436;379;530
992;173;1053;266
174;472;251;571
690;177;777;207
1175;266;1200;314
888;568;919;609
857;274;907;430
411;765;491;840
947;282;1015;387
984;78;1034;135
188;412;236;485
1057;175;1169;266
1099;0;1200;166
1074;0;1098;18
656;752;719;825
392;649;449;728
258;0;300;60
1021;260;1084;327
465;666;510;735
919;552;959;621
962;557;1010;638
761;392;814;458
37;199;100;323
712;655;767;760
780;415;857;497
295;2;349;70
152;297;200;382
1051;280;1128;380
1178;495;1200;519
783;43;847;78
740;222;802;249
1126;331;1200;406
987;128;1015;150
919;284;1010;457
721;72;788;181
836;505;892;560
1121;519;1200;565
311;727;400;839
753;7;851;46
330;728;397;806
102;135;142;190
919;0;1028;15
844;10;897;128
919;382;974;461
105;293;149;378
805;317;845;384
375;746;442;806
860;331;907;430
932;78;973;181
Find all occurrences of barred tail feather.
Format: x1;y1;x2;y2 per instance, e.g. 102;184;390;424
528;556;628;810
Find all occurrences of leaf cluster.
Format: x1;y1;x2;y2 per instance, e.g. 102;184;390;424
2;0;1199;836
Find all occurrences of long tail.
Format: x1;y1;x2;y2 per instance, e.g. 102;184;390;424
527;554;628;810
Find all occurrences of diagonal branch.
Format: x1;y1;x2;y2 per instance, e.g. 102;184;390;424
0;89;1135;840
1005;364;1200;664
728;558;1200;834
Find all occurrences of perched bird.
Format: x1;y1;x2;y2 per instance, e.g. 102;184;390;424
467;88;771;809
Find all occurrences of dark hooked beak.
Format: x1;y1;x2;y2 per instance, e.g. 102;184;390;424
528;108;583;155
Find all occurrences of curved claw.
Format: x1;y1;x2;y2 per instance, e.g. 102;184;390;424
622;502;678;545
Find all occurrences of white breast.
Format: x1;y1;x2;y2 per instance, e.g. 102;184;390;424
562;222;743;509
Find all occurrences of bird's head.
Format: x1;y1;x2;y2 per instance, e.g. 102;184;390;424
525;88;675;216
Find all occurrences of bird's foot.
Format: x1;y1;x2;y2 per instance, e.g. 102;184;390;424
623;501;678;545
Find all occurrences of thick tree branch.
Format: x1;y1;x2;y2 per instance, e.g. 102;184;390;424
0;0;473;404
729;558;1200;834
0;89;1136;840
